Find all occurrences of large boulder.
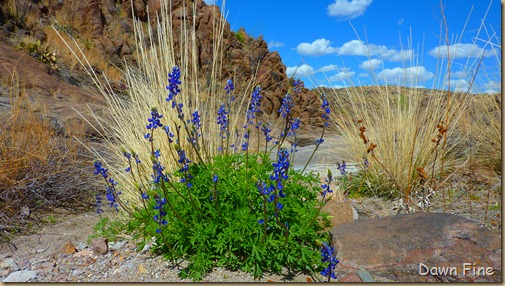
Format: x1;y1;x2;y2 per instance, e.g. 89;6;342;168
331;212;501;282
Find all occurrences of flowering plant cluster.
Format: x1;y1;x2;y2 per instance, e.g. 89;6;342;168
92;67;340;281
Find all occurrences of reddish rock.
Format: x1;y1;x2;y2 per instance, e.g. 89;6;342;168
92;238;108;255
320;200;355;229
59;241;77;254
330;212;501;282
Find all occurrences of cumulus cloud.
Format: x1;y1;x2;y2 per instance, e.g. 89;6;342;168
327;0;372;20
286;64;315;77
317;64;339;72
448;79;470;92
296;39;414;62
296;38;336;56
268;40;285;48
359;59;382;70
428;43;494;58
377;66;434;84
483;80;501;94
329;71;356;82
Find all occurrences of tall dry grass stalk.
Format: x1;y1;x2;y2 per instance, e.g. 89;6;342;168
52;0;262;211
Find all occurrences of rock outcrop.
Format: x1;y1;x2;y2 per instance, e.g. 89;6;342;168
0;0;323;135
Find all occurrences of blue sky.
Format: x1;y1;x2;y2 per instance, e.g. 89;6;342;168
203;0;501;93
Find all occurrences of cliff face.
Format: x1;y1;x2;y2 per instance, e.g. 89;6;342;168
0;0;323;134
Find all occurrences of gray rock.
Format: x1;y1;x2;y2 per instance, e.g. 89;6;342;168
110;240;128;251
0;258;17;269
2;270;37;282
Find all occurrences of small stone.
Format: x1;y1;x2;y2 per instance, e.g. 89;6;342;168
2;270;37;282
73;249;94;258
76;242;87;251
110;240;127;251
92;238;108;255
60;241;77;254
0;258;17;269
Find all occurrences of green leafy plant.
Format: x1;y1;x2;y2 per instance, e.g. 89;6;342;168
89;66;337;281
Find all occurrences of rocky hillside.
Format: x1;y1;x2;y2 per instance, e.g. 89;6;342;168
0;0;323;136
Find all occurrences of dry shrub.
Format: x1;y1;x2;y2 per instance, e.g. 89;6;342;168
0;79;99;235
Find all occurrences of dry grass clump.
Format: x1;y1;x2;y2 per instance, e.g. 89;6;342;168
0;80;99;236
468;93;501;174
327;85;468;201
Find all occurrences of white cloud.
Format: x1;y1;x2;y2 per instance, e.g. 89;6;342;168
482;80;501;94
449;79;470;92
377;66;434;84
296;38;336;56
268;40;285;48
296;39;413;62
428;43;493;58
286;64;314;77
398;18;404;26
327;0;372;20
318;84;347;89
359;59;382;70
329;71;356;82
383;50;414;62
317;64;339;72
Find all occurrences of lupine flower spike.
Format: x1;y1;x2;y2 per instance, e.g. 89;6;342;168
320;242;339;282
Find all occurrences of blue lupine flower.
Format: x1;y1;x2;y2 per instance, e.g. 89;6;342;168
337;161;347;175
134;154;141;164
152;160;169;184
241;142;248;151
363;157;370;170
293;79;303;94
320;242;339;280
153;196;168;233
141;192;149;199
256;180;269;196
271;148;290;182
225;79;235;100
123;151;131;159
166;66;181;102
321;170;334;197
279;93;293;117
192;110;201;129
93;161;108;179
95;193;104;214
245;86;262;126
212;174;219;184
261;123;272;143
320;94;330;127
146;108;164;130
276;202;284;211
177;149;191;172
217;103;229;139
258;219;265;224
153;149;161;159
316;138;324;146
